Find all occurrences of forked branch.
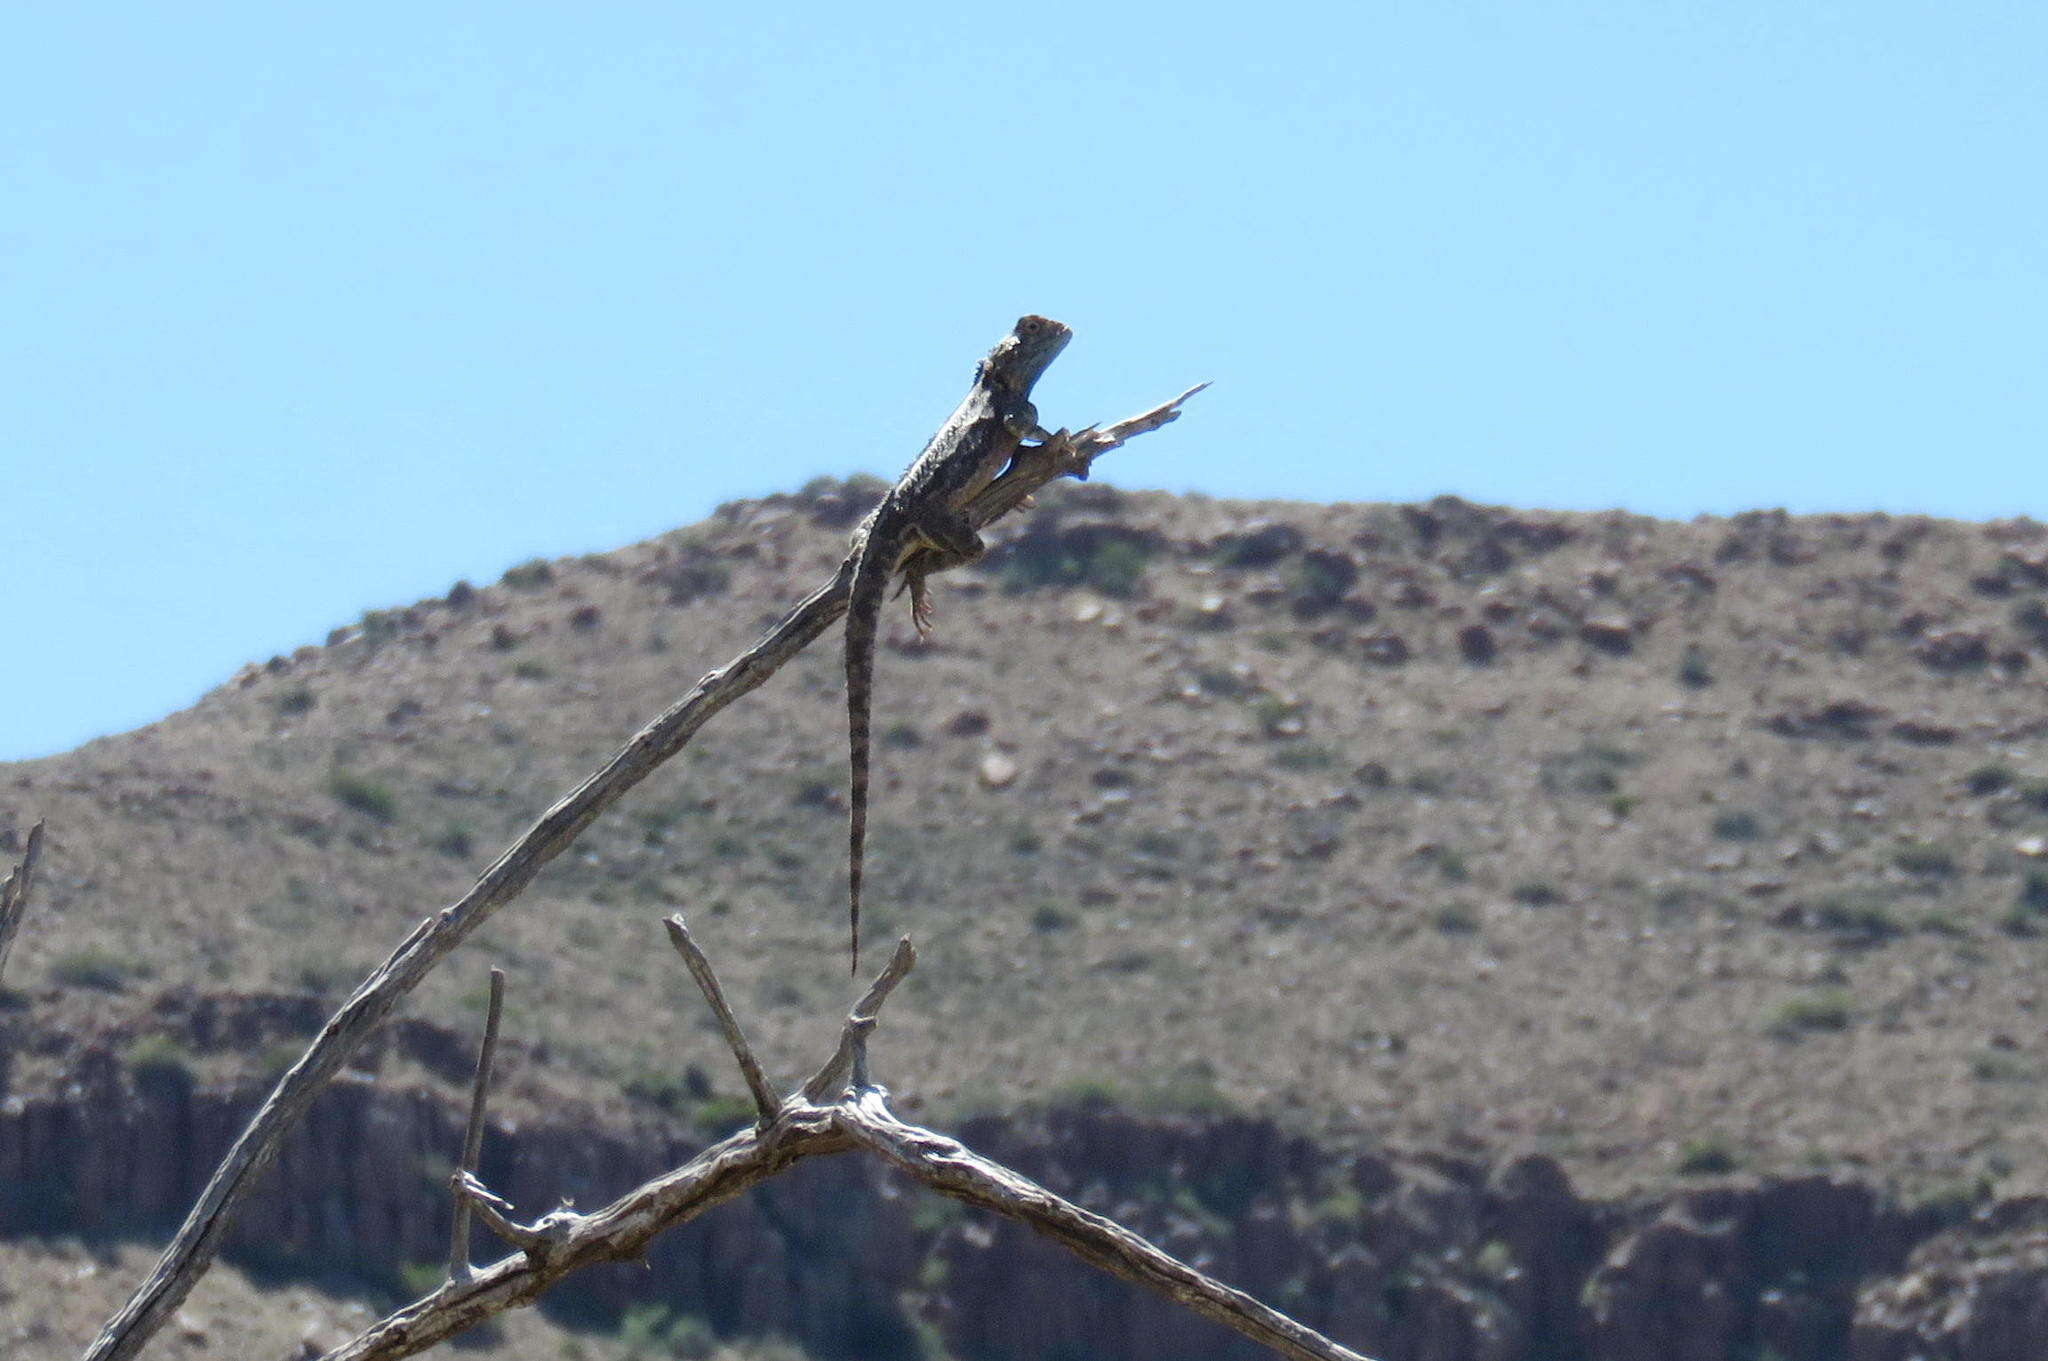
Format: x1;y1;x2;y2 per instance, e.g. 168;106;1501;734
320;924;1369;1361
86;322;1204;1361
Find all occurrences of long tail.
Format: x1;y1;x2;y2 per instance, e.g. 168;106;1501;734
844;528;895;977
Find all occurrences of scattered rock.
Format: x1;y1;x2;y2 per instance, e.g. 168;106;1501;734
978;752;1019;789
1765;699;1888;741
1358;632;1412;666
1579;615;1636;656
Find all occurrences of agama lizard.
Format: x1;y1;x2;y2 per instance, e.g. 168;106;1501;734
842;314;1072;972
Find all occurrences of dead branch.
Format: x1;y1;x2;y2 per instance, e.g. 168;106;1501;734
446;969;505;1281
0;819;45;991
319;924;1368;1361
663;916;779;1122
86;321;1204;1361
834;1093;1366;1361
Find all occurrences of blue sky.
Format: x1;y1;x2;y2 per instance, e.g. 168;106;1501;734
3;3;2043;761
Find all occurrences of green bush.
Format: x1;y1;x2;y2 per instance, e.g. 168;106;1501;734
1892;841;1957;876
328;770;398;821
432;823;475;859
1676;1138;1742;1175
50;946;134;991
1272;743;1340;772
124;1033;196;1082
500;558;555;590
274;683;316;715
1809;892;1902;944
1765;990;1852;1041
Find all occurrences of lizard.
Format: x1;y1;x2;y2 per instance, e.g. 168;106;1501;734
841;314;1072;973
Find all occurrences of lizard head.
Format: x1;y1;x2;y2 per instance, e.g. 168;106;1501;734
985;315;1072;388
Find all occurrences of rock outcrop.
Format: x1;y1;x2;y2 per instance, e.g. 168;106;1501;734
3;1001;2044;1361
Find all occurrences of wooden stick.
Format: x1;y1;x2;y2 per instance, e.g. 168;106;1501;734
447;969;506;1280
87;324;1203;1361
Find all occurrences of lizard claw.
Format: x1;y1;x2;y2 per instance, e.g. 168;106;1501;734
909;575;937;636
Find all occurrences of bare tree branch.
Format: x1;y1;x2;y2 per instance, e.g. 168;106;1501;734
664;916;779;1122
834;1093;1369;1361
86;323;1205;1361
0;818;45;992
318;924;1370;1361
447;968;505;1281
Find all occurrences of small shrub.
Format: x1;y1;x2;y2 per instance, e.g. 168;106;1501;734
1765;990;1852;1041
1966;764;2015;796
1892;841;1957;877
1608;793;1639;819
1272;743;1340;772
1712;809;1762;841
394;1260;446;1301
881;721;923;750
1085;540;1152;596
692;1094;760;1136
432;823;475;859
124;1033;196;1082
1049;1076;1126;1111
1810;892;1903;944
1432;903;1480;934
2019;872;2048;912
50;947;134;991
1510;881;1561;907
1676;644;1714;689
1032;904;1076;933
1676;1138;1742;1175
500;558;555;590
1971;1052;2028;1083
328;770;397;821
511;660;551;682
275;684;316;715
357;609;399;645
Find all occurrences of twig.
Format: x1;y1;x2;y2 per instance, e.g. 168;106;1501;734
801;936;916;1102
0;818;45;991
448;969;506;1280
88;320;1201;1361
664;916;779;1122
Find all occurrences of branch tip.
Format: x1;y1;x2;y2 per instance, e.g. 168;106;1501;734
663;915;781;1121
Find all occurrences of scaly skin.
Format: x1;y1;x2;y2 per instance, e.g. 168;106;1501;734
843;315;1071;972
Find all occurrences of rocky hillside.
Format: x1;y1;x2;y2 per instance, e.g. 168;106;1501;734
7;484;2048;1356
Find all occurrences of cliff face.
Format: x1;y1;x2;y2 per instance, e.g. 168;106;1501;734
3;1009;2042;1361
